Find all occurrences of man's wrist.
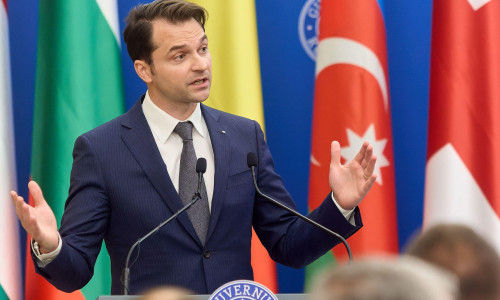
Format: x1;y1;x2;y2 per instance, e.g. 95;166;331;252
39;244;56;254
32;233;62;258
331;191;356;222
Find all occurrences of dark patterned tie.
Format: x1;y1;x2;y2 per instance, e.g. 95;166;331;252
173;121;210;245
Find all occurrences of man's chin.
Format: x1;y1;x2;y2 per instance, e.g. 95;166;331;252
191;92;210;103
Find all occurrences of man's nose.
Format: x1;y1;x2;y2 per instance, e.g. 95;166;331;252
191;54;209;71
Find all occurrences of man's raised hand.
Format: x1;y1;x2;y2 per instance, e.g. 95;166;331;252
328;141;377;210
11;181;59;253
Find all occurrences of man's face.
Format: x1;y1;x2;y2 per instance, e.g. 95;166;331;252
144;18;212;108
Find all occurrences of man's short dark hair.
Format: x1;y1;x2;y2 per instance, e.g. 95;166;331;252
123;0;208;65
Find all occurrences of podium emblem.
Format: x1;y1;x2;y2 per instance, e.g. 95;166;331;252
209;280;278;300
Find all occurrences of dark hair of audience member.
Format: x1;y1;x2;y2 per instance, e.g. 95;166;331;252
405;223;500;300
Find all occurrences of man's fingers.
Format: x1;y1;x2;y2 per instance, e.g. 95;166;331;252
354;141;369;165
364;174;377;191
28;181;46;207
364;153;377;176
330;141;342;167
11;191;26;215
10;190;22;205
11;191;35;230
360;144;373;169
20;201;33;221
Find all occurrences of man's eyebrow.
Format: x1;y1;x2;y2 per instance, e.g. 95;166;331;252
168;44;188;53
168;35;208;54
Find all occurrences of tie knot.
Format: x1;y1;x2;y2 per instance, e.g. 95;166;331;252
174;121;193;141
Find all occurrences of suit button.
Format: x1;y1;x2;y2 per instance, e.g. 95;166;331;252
204;250;211;259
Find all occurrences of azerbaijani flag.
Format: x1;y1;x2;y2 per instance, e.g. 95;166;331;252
191;0;276;292
307;0;398;283
0;1;22;299
26;1;124;299
424;0;500;251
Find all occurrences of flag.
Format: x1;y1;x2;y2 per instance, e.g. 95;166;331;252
0;1;22;299
0;288;8;300
27;1;124;299
424;0;500;251
306;0;398;284
190;0;277;292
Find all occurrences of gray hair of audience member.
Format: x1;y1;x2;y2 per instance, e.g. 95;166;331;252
405;223;500;300
139;286;194;300
308;255;458;300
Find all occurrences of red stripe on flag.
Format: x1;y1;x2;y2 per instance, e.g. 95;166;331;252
251;230;277;292
427;0;500;213
1;0;6;11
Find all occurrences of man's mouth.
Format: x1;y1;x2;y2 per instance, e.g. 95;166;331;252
191;78;208;85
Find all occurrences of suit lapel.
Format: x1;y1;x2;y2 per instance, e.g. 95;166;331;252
201;105;230;242
120;98;200;245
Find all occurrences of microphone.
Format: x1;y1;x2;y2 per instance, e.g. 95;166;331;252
121;158;207;295
246;152;353;262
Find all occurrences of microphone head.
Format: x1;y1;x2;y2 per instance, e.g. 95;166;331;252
247;152;258;168
196;158;207;174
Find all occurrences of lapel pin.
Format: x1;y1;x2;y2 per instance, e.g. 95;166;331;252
221;130;226;134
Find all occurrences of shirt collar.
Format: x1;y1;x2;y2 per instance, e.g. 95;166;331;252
142;91;206;143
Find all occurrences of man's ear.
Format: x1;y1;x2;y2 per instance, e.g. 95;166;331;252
134;60;153;83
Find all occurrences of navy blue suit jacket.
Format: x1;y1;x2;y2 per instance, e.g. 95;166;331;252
35;97;362;295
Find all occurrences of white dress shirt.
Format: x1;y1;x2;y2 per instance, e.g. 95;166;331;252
142;92;215;210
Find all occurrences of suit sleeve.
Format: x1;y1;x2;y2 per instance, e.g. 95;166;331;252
251;121;362;268
33;134;110;292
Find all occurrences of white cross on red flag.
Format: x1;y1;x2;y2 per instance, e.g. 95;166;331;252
424;0;500;251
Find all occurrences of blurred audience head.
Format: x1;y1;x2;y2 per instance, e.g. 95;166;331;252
405;223;500;300
139;286;193;300
309;255;457;300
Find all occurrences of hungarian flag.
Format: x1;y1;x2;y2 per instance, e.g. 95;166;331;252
192;0;276;292
0;1;22;299
26;1;124;299
307;0;398;281
424;0;500;251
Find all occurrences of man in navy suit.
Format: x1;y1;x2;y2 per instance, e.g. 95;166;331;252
11;0;378;295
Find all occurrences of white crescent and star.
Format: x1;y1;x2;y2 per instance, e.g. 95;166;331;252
311;37;390;185
315;37;388;111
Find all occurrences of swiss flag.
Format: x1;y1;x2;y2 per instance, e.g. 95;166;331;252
424;0;500;251
308;0;398;263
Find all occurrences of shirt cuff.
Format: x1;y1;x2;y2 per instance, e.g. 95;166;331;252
31;232;62;268
331;191;356;225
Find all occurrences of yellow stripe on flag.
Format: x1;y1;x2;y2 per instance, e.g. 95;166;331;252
191;0;276;292
192;0;264;125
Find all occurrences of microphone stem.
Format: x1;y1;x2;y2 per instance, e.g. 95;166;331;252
122;192;201;294
122;157;207;295
250;166;353;263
